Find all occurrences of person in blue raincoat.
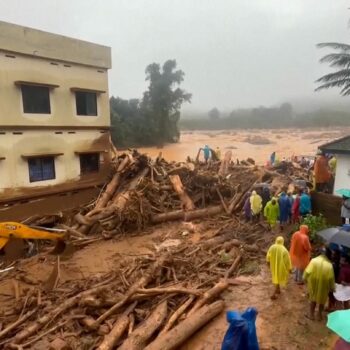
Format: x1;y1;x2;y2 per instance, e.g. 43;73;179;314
201;145;211;164
300;191;312;217
278;192;291;230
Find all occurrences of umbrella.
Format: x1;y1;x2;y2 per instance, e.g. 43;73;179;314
336;189;350;198
316;227;350;248
327;310;350;342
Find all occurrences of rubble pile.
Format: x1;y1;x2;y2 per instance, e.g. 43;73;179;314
0;217;268;349
0;150;310;348
58;150;308;238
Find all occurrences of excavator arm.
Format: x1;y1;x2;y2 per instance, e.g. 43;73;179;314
0;222;66;251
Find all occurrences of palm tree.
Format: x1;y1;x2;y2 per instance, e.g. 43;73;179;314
315;42;350;95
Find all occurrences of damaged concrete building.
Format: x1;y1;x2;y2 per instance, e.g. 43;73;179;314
0;21;112;219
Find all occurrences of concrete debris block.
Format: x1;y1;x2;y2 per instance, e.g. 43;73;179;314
49;337;71;350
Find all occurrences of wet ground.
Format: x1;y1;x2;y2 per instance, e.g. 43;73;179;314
0;222;337;350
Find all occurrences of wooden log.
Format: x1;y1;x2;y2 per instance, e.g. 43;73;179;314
97;301;137;350
118;301;168;350
169;175;195;211
136;287;202;297
90;254;169;329
195;148;202;163
97;315;129;350
94;155;131;211
219;151;232;177
160;296;195;334
0;308;38;340
12;283;112;344
215;188;230;214
200;232;240;250
233;181;258;212
187;281;228;316
78;167;149;233
224;254;242;279
151;205;223;224
144;300;225;350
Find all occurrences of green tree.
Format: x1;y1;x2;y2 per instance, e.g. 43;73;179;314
315;42;350;95
142;60;192;144
208;107;220;120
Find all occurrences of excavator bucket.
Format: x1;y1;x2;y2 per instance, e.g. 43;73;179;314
50;240;75;259
3;237;26;261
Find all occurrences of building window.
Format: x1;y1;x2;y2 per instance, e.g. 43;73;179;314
79;153;100;174
21;85;51;114
75;91;97;116
28;157;55;182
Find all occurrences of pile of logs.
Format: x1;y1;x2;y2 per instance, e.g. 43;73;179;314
0;150;306;348
0;220;266;349
53;150;306;241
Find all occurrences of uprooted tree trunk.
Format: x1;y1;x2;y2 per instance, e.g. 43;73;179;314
160;296;195;334
93;155;131;212
78;167;149;234
117;301;168;350
151;205;223;224
144;301;225;350
224;254;242;280
169;175;195;211
187;281;228;316
199;232;240;250
97;302;137;350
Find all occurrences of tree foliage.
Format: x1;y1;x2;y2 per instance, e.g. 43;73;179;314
315;42;350;95
111;60;191;148
208;107;220;120
180;103;350;130
110;60;191;147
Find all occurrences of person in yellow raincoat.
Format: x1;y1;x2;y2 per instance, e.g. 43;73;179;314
266;236;292;299
303;247;335;321
263;198;280;228
250;191;262;222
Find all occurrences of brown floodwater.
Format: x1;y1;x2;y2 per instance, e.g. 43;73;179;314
137;128;350;164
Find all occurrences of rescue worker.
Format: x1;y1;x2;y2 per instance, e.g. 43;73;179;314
215;146;221;160
264;198;280;228
314;151;331;192
299;191;312;217
250;191;262;222
329;155;337;175
201;145;211;164
303;247;335;321
266;236;292;300
278;192;291;230
289;225;311;284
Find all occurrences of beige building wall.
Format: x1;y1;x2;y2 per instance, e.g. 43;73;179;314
0;21;112;202
0;130;111;200
0;52;110;128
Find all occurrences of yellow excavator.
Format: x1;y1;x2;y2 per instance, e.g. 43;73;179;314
0;222;68;259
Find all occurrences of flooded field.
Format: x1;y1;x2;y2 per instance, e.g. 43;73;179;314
138;128;350;164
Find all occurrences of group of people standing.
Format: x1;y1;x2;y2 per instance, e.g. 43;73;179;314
266;226;350;321
243;187;312;230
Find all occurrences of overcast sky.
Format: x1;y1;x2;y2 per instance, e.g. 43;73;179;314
1;0;350;112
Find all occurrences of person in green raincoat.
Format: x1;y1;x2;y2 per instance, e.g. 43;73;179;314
264;197;280;228
303;247;335;321
266;236;292;300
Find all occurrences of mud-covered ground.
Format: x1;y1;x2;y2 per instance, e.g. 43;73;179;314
138;127;350;164
0;221;336;350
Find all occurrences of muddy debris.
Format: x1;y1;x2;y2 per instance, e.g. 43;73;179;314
0;150;309;348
